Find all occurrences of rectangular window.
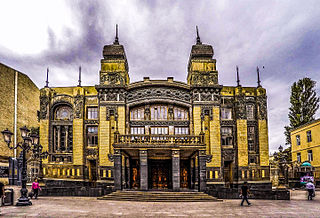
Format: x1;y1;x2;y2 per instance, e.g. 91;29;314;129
87;107;98;119
296;135;300;146
174;107;188;120
221;108;232;120
308;150;313;162
174;127;189;135
246;104;255;120
307;130;312;142
297;152;301;163
87;126;98;146
221;127;233;146
130;107;144;121
151;106;167;120
247;126;255;151
130;127;145;135
150;127;168;135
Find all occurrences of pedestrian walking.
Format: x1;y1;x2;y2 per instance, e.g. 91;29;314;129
240;181;251;206
0;181;5;214
306;180;315;200
31;178;41;199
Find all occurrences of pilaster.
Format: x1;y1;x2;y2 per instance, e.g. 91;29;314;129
198;149;207;192
139;150;148;190
114;149;122;190
172;149;180;191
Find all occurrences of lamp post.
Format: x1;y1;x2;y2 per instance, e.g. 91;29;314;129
32;142;48;180
1;126;39;206
275;145;288;189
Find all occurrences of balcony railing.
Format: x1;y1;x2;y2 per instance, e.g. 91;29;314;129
114;132;205;147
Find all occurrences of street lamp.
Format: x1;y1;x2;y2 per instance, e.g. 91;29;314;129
1;126;39;206
32;143;49;180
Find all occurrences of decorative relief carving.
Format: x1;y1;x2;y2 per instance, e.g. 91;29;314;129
190;72;218;86
101;73;125;86
73;93;83;119
206;155;213;163
40;90;49;119
129;120;189;126
108;154;114;162
98;88;126;102
86;147;98;160
220;120;235;126
106;106;118;120
235;94;246;120
222;149;234;162
127;87;190;103
257;96;267;120
192;88;220;103
84;120;99;125
201;106;213;120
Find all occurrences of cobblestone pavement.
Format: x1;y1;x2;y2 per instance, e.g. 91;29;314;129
1;190;319;218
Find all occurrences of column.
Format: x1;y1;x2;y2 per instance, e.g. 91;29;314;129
198;149;207;192
172;149;180;191
65;125;68;152
114;149;122;190
139;150;148;191
57;126;61;151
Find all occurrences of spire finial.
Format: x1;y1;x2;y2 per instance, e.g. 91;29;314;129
45;67;49;88
114;24;119;45
236;66;240;87
78;66;82;87
257;66;261;87
196;26;202;45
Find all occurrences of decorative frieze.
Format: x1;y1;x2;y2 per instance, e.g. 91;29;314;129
235;94;246;120
192;87;221;103
257;96;267;120
73;94;83;119
127;87;191;104
129;120;189;126
40;90;49;120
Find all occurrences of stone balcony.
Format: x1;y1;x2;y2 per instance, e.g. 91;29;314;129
113;132;205;148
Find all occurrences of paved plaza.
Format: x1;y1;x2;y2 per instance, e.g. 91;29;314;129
1;190;319;217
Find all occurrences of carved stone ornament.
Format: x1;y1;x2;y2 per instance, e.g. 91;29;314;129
86;147;98;160
127;87;190;104
108;154;114;162
206;155;213;163
40;90;49;119
257;96;267;120
101;73;125;86
201;106;213;120
190;72;218;86
98;88;126;102
235;94;246;120
84;120;99;125
73;93;83;119
106;106;118;120
130;120;189;127
192;87;220;103
222;149;234;162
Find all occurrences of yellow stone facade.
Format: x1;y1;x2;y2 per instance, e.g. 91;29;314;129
0;63;40;184
38;34;270;189
291;119;320;180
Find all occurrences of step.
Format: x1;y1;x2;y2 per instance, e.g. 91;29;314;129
98;191;221;202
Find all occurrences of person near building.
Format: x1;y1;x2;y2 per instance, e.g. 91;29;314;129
240;181;251;206
0;181;5;214
31;178;41;199
306;180;315;200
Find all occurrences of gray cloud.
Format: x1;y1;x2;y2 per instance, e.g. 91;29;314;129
1;0;320;152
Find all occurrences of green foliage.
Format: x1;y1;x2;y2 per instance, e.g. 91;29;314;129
284;77;320;145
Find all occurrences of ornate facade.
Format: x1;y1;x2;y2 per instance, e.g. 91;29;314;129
39;33;270;191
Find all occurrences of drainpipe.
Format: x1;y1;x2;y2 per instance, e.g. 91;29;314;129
14;71;18;158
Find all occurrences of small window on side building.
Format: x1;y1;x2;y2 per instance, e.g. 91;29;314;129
296;135;300;146
307;130;312;142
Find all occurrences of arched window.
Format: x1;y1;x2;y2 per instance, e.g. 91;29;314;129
55;106;73;120
51;105;73;160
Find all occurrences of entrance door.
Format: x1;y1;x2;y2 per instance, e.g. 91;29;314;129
180;160;190;188
130;159;140;189
149;160;171;189
89;160;97;181
224;161;233;187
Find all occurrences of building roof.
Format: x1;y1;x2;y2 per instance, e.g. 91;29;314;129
290;118;320;133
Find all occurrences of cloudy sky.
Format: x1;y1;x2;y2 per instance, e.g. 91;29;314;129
1;0;320;152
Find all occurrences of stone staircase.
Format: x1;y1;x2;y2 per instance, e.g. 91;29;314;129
98;190;221;202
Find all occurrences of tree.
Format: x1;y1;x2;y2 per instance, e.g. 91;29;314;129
284;77;320;145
